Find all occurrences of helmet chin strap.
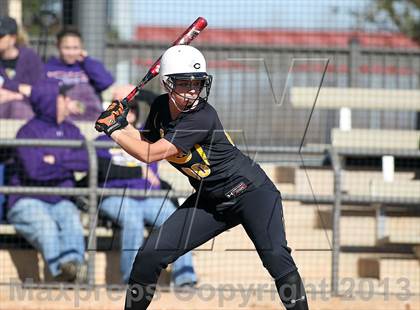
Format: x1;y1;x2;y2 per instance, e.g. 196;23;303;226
169;95;185;112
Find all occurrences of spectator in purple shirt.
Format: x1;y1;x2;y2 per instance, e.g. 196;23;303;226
7;79;88;283
45;27;114;121
0;16;44;119
96;102;197;286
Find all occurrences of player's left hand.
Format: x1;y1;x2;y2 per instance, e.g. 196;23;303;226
95;100;129;136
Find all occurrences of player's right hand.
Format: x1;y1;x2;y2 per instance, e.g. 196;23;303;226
95;100;129;136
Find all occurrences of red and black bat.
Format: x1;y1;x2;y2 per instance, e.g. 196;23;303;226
122;17;208;106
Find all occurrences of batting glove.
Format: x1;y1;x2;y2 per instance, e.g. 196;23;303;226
95;100;129;136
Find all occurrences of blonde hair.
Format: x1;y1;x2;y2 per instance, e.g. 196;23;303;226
15;26;29;46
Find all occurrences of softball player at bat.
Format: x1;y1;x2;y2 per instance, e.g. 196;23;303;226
95;45;309;310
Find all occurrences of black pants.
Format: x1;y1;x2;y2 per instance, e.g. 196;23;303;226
127;179;299;308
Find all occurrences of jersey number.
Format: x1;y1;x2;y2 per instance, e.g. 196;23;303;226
181;163;211;179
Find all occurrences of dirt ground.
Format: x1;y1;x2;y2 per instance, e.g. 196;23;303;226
1;284;419;310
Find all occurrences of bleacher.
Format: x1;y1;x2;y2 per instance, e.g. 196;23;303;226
290;86;420;292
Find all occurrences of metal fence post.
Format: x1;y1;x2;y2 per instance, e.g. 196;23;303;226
348;37;360;88
85;140;98;286
330;148;342;296
75;0;107;61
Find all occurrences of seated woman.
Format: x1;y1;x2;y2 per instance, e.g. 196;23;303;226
7;80;87;282
45;27;114;121
0;16;44;119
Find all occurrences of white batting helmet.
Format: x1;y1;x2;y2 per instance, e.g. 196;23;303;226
159;45;212;107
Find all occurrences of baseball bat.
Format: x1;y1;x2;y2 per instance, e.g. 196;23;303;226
122;17;208;106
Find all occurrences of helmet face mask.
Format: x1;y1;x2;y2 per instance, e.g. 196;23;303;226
159;46;212;112
163;73;212;111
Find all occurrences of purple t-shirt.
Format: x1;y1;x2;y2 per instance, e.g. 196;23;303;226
96;134;161;193
45;56;115;120
0;46;44;92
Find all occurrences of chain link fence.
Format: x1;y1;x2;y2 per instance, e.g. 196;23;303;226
0;0;419;308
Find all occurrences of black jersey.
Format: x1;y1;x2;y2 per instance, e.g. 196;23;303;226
143;94;268;200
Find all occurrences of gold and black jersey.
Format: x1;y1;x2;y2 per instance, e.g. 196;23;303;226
142;94;267;200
